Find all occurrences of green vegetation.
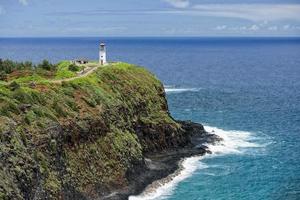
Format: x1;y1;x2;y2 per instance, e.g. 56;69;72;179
0;59;97;83
0;61;181;199
0;59;57;81
54;61;77;79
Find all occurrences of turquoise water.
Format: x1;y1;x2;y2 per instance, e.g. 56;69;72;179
1;37;300;199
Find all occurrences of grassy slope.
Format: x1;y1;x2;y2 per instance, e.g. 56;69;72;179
0;62;180;199
54;61;78;79
3;60;92;84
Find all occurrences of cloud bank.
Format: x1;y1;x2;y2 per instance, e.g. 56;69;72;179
49;4;300;22
214;23;300;32
162;0;300;22
191;4;300;22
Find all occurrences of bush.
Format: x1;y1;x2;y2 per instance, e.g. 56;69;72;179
0;59;16;73
38;60;56;71
68;64;80;72
0;59;57;77
0;59;33;74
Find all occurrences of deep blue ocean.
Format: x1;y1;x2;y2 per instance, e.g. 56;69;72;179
0;37;300;200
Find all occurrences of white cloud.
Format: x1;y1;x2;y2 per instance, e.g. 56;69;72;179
162;2;300;22
163;0;190;8
134;4;300;23
249;24;259;31
282;24;300;31
191;4;300;22
239;26;247;31
238;25;254;31
268;26;278;31
259;20;269;27
214;24;271;32
51;4;300;22
215;25;227;30
60;26;128;34
18;0;28;6
213;23;300;34
156;3;300;22
283;24;290;30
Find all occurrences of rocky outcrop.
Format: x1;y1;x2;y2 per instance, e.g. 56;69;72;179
112;120;220;200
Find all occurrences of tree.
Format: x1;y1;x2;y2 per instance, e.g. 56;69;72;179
23;61;33;70
38;59;52;70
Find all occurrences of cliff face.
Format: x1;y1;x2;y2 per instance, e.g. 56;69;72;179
0;63;207;200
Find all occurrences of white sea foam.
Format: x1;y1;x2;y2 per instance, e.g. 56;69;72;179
164;88;200;94
129;157;207;200
129;125;268;200
204;126;265;155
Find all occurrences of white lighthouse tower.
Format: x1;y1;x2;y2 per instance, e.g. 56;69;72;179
99;42;107;65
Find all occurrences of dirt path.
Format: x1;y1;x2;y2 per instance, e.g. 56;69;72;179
50;64;103;84
0;63;109;86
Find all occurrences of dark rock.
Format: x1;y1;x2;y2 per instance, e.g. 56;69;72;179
104;121;221;200
178;120;206;135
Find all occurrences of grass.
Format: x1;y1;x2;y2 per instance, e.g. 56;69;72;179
54;61;77;79
0;61;175;130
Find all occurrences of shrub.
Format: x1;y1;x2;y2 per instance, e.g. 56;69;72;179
0;59;34;74
68;64;80;72
38;60;56;71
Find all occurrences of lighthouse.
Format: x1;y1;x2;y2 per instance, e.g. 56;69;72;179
99;42;107;65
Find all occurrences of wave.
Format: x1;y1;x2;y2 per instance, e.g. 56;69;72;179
129;126;269;200
164;86;201;94
203;126;267;155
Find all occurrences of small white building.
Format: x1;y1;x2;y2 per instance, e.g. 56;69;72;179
99;42;107;65
73;58;88;65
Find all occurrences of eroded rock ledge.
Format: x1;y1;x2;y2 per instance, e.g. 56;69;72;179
112;121;222;200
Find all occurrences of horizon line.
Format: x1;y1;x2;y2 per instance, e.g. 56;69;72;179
1;35;300;39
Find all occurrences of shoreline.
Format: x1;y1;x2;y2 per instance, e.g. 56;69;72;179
103;124;222;200
127;125;266;200
129;155;200;200
136;157;187;197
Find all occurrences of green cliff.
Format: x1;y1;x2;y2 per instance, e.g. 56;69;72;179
0;62;198;199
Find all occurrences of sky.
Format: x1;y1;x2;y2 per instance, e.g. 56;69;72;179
0;0;300;37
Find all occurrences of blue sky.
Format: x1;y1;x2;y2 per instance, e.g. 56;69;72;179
1;0;300;37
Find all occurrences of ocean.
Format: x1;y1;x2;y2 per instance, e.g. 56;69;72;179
1;37;300;200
